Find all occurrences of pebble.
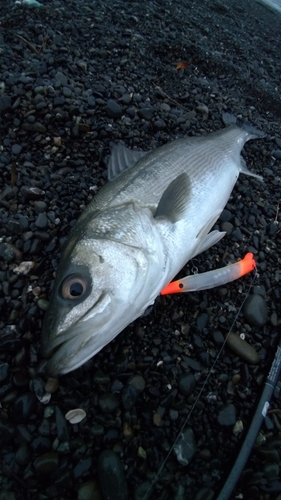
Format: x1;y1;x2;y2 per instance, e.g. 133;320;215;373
174;428;197;465
121;384;140;410
98;393;120;413
177;372;196;396
98;450;128;500
78;480;101;500
217;403;236;426
12;392;37;423
107;99;122;118
226;333;260;364
34;451;59;475
243;293;268;326
35;213;48;229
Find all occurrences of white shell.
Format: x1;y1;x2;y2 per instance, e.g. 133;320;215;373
65;408;86;424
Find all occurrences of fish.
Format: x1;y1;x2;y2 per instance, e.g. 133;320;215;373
41;114;264;376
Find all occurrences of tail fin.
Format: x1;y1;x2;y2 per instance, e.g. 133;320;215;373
223;112;266;139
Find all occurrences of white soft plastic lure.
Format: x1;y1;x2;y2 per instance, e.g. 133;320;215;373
41;114;264;375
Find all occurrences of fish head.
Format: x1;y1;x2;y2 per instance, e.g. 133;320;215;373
41;234;150;376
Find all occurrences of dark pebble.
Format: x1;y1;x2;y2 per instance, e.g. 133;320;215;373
35;213;48;229
139;107;154;120
12;392;37;423
243;293;268;326
34;451;59;475
55;406;70;442
174;428;196;465
107;99;122;119
98;450;128;500
217;403;236;426
0;362;10;382
98;393;120;413
177;372;196;396
11;144;22;155
0;94;12;113
121;384;140;410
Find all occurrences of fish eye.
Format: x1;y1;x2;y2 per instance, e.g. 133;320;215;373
61;275;88;300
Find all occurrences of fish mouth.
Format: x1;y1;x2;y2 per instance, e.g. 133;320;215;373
41;293;113;376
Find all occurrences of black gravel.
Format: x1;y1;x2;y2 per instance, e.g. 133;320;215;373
1;0;281;499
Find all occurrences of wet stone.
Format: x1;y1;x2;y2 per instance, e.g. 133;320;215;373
139;107;154;120
174;428;196;466
0;362;10;382
74;457;92;479
226;333;260;364
34;451;59;475
55;406;70;442
128;374;146;392
93;370;110;385
243;293;268;327
217;403;236;426
11;144;22;155
263;461;279;480
98;450;128;500
107;99;122;118
15;444;31;465
12;392;37;423
78;480;101;500
121;384;140;410
98;393;120;413
177;372;196;396
35;213;48;229
7;220;22;235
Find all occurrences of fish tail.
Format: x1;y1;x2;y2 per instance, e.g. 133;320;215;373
222;112;266;139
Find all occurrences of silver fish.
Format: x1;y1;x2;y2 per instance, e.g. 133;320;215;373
41;115;264;376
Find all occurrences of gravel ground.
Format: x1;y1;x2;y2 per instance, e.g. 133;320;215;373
1;0;281;499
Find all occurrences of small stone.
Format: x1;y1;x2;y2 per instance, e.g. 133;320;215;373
177;372;196;396
0;362;10;382
196;103;209;115
233;419;244;436
13;261;35;275
153;412;164;427
217;403;236;426
121;384;139;410
243;293;268;327
34;451;59;474
35;213;48;229
128;374;146;391
11;144;22;155
37;299;49;311
98;450;128;500
78;480;101;500
263;461;279;480
139;107;154;120
137;446;146;459
174;428;196;465
226;333;260;364
107;99;122;118
44;377;59;394
98;393;120;412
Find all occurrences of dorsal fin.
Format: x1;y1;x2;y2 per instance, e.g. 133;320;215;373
107;143;149;181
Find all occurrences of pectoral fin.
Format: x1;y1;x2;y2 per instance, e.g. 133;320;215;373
154;173;191;222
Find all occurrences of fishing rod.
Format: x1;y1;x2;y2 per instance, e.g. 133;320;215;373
216;338;281;500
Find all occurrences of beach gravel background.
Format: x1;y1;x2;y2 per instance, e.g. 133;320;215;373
0;0;281;499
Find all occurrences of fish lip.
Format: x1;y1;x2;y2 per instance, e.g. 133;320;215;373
41;292;109;358
41;293;112;375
